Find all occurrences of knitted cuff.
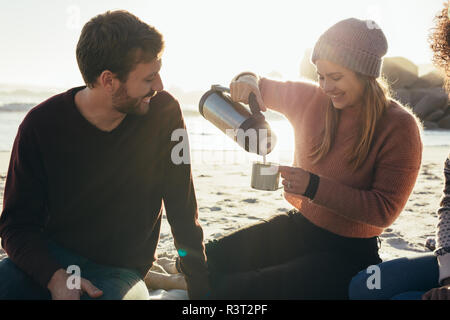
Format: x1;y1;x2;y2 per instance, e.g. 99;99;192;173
233;71;258;82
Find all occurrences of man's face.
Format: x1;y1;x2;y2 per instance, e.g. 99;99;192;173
112;58;163;115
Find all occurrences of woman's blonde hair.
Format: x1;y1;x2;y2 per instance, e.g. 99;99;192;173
309;75;395;172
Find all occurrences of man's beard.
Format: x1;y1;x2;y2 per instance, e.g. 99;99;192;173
112;84;155;115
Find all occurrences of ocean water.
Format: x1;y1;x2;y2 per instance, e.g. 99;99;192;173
0;108;293;151
0;104;449;157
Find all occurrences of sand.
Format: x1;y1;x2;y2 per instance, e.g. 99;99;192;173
0;145;449;297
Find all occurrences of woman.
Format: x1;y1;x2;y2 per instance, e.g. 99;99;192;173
349;4;450;300
148;17;423;299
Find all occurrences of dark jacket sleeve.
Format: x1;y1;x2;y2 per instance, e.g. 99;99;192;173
0;117;62;288
435;152;450;284
161;97;210;299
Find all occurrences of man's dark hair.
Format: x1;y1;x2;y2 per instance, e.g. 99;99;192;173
76;10;164;88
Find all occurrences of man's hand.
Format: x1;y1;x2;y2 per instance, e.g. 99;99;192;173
422;278;450;300
47;268;103;300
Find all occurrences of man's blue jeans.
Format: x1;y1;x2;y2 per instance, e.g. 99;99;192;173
348;254;439;300
0;241;150;300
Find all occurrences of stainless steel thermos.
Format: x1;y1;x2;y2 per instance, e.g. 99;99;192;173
198;85;277;156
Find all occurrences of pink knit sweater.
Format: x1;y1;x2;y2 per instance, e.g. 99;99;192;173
260;78;423;238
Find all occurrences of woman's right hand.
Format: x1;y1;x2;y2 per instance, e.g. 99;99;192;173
230;74;267;111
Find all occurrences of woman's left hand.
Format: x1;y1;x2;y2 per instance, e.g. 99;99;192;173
279;165;310;195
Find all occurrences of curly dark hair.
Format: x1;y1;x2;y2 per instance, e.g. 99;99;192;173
430;2;450;91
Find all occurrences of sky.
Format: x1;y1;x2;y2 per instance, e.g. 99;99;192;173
0;0;446;93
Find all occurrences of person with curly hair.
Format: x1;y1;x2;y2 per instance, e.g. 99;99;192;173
349;3;450;300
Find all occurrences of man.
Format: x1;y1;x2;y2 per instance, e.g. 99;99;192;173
0;10;209;300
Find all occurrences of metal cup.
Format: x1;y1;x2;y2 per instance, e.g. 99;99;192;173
251;162;280;191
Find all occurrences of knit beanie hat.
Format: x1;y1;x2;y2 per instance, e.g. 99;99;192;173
311;18;388;78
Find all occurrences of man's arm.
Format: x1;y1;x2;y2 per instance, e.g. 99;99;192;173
0;117;62;289
161;97;210;299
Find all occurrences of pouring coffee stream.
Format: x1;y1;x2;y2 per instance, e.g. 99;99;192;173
198;85;277;157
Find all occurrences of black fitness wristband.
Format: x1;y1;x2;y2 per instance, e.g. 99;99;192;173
304;172;320;200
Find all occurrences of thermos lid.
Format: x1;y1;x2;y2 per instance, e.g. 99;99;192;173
199;85;230;117
199;85;263;118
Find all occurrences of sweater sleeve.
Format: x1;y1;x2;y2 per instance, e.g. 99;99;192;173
161;98;210;300
311;113;423;229
434;152;450;285
0;116;62;288
259;77;327;122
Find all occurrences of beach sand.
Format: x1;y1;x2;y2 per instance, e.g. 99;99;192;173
0;145;448;297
